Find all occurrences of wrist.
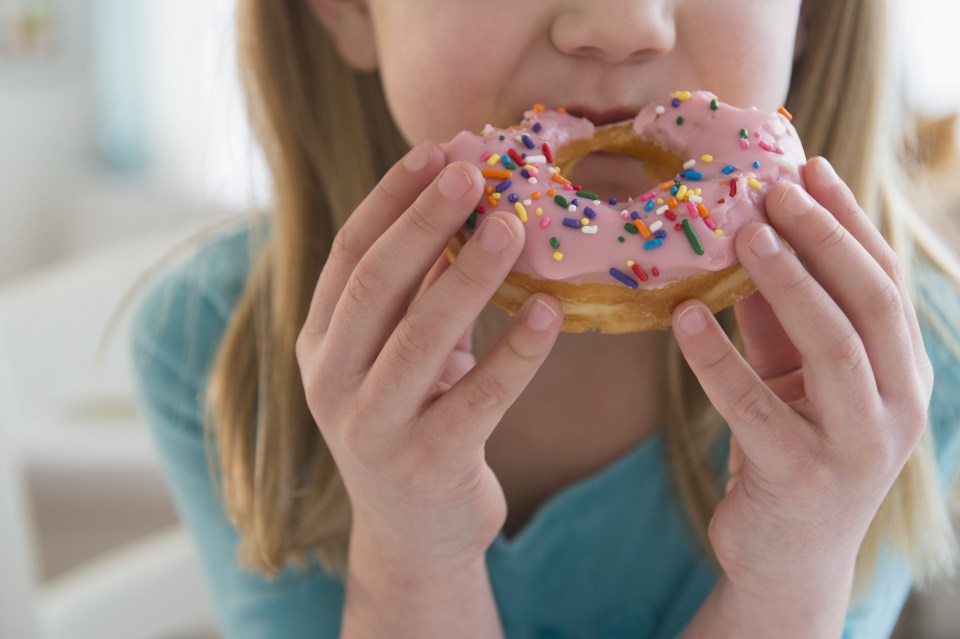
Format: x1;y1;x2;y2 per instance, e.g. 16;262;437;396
683;564;856;639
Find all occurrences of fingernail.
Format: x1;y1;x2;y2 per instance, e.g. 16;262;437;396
677;305;707;334
815;157;841;187
749;225;781;257
525;298;557;332
778;184;815;216
478;216;515;253
439;165;472;199
403;143;435;172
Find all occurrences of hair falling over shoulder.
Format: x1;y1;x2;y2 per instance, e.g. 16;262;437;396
207;0;960;600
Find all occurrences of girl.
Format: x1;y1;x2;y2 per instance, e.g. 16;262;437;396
130;0;960;637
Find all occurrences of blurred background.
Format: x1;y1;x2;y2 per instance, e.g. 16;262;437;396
0;0;958;638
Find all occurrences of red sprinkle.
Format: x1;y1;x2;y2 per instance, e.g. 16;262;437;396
631;262;649;282
476;206;486;214
674;223;683;231
508;148;525;165
652;266;660;277
664;210;677;221
729;179;738;198
543;142;554;164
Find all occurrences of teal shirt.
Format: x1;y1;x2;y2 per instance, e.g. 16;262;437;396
130;219;960;639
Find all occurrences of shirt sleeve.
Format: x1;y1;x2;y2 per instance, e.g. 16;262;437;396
129;242;346;639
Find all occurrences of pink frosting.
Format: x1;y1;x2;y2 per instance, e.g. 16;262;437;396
442;90;806;288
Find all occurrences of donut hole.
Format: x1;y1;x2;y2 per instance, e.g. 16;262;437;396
556;127;685;202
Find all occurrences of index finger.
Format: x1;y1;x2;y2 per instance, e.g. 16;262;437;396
299;142;445;346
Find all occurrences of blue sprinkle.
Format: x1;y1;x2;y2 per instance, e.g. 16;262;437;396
655;229;668;239
722;164;735;175
562;217;582;229
584;206;597;219
644;238;664;250
671;98;681;108
508;193;520;203
494;179;513;193
644;200;655;211
630;211;641;220
753;160;760;169
521;134;536;150
571;198;579;206
532;122;542;133
670;185;679;196
609;268;639;289
608;197;618;205
684;170;703;181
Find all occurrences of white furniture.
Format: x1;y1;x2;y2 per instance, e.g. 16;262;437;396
0;226;223;639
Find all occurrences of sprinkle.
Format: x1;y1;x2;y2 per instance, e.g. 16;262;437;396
704;217;717;231
608;197;618;205
486;196;498;207
740;139;750;150
532;191;542;200
686;202;698;218
508;148;525;165
688;195;703;204
508;193;520;203
494;179;513;193
655;105;666;115
739;128;749;139
649;220;663;233
536;207;543;216
710;98;719;111
644;238;664;250
466;209;477;230
722;164;735;175
584;206;597;219
656;205;670;216
576;190;599;200
640;191;657;201
543;142;554;163
655;229;667;239
624;222;639;235
550;237;560;249
551;173;571;185
483;169;512;180
554;194;570;208
633;218;652;239
682;218;704;255
778;106;794;121
609;268;638;288
684;170;703;181
668;196;679;208
675;90;692;101
521;134;536;150
502;157;517;170
759;140;774;152
553;251;564;261
515;202;528;222
652;266;660;277
752;160;761;169
540;216;551;228
676;185;688;201
580;217;589;225
486;154;501;167
683;159;697;170
581;225;598;235
525;154;547;164
730;179;739;197
534;103;545;113
618;236;625;243
480;151;492;162
697;204;710;218
628;260;649;282
701;154;714;163
562;217;581;229
748;177;762;190
676;116;685;125
644;200;655;212
664;210;677;221
672;98;681;108
532;122;542;133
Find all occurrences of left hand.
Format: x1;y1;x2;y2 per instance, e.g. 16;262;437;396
671;156;934;595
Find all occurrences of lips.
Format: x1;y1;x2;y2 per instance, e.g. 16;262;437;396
562;105;641;127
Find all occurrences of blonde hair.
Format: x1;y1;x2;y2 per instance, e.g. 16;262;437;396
203;0;960;602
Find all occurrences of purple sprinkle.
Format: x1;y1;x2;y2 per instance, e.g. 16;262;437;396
521;169;532;179
521;134;536;150
532;122;542;133
655;229;667;239
584;206;597;219
671;98;681;107
494;179;513;193
630;211;641;220
609;268;639;289
562;217;582;229
508;193;520;203
608;197;618;205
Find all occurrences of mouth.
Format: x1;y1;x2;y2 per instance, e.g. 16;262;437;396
562;105;641;127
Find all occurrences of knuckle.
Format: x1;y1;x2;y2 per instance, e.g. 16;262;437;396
329;224;358;265
346;260;383;308
816;220;847;251
463;369;506;413
830;328;866;374
450;259;489;294
372;175;402;206
780;265;813;296
877;246;902;281
393;315;433;366
732;382;777;427
406;199;442;236
874;280;903;318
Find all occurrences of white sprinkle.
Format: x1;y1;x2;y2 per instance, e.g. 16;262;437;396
649;220;663;233
568;205;577;213
581;225;598;234
547;166;557;175
656;205;670;215
525;155;547;164
655;105;666;115
523;199;533;206
528;177;538;184
683;159;697;170
688;195;703;204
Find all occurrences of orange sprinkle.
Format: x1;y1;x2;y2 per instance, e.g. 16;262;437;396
534;103;545;113
668;196;678;208
551;173;571;185
547;188;557;196
482;169;512;180
485;186;494;194
778;106;794;121
486;196;498;207
556;107;566;113
660;181;674;191
633;218;652;239
531;191;542;200
697;204;710;218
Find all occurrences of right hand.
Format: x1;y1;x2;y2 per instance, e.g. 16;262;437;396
295;142;563;566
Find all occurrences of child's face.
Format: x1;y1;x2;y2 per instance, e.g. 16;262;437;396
318;0;803;192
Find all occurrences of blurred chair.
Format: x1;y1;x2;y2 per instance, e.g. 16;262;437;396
0;227;220;639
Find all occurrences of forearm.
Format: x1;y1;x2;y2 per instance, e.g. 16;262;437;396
341;525;503;639
682;565;856;639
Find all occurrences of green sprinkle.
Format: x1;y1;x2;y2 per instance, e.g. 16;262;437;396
576;190;599;200
502;159;517;170
550;236;560;249
710;98;719;110
739;128;749;139
618;236;625;243
682;218;704;255
499;135;505;141
624;222;639;235
677;116;684;125
554;194;569;208
467;209;477;230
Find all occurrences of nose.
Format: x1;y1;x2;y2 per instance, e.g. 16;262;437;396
550;0;676;64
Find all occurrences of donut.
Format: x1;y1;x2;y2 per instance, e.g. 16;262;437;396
441;90;807;333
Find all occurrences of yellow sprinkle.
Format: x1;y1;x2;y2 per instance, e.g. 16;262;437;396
580;217;589;226
701;154;714;163
715;229;724;236
676;184;688;201
486;154;501;167
515;202;528;222
656;198;664;205
626;260;635;267
748;177;762;190
492;192;502;200
553;251;564;261
693;188;702;196
536;207;543;217
674;90;692;101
